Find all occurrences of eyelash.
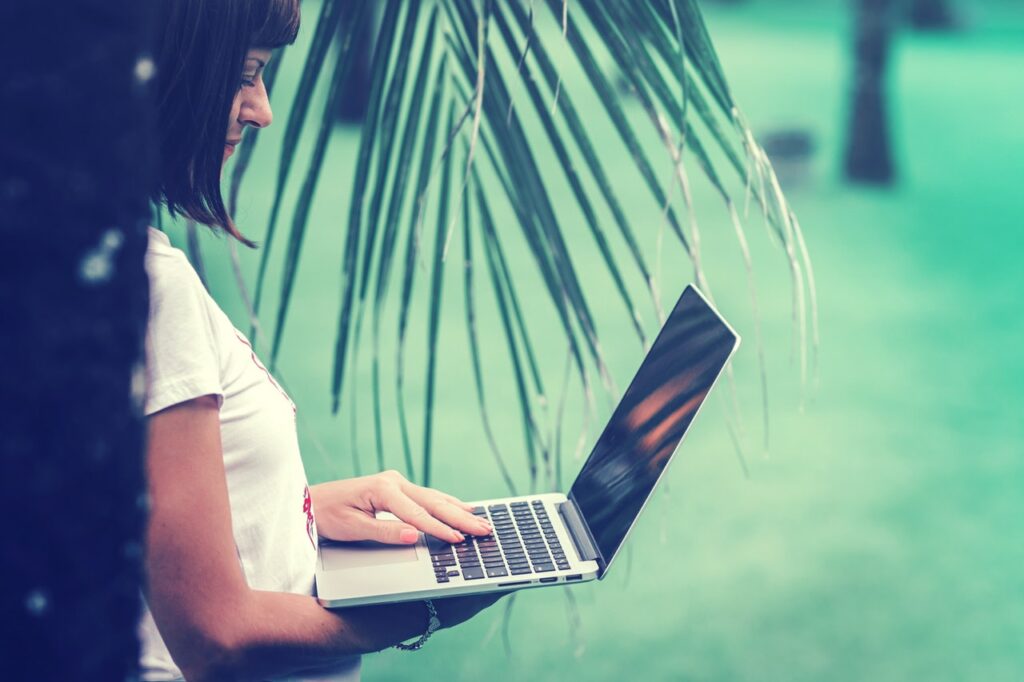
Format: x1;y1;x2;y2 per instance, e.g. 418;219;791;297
240;76;257;88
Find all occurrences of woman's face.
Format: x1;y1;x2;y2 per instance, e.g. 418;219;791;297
223;48;273;165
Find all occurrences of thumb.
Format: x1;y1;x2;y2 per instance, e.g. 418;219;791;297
362;517;421;545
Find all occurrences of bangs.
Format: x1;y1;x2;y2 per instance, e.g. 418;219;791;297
252;0;301;48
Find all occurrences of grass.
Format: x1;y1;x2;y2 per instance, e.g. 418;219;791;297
166;1;1024;679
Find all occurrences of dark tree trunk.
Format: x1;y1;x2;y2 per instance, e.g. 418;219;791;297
844;0;896;184
907;0;958;30
0;1;154;678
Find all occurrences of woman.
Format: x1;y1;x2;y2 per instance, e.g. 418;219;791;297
143;1;500;679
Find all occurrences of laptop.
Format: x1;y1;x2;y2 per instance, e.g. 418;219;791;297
316;284;739;608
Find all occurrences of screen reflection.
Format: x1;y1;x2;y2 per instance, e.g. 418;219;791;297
569;286;738;569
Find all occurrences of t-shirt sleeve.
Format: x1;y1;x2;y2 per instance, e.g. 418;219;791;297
144;252;224;416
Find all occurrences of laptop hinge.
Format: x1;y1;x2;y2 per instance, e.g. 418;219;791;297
557;500;600;562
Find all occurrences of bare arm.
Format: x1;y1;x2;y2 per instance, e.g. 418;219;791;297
145;397;497;682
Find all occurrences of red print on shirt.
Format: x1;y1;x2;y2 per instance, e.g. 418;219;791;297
303;485;316;549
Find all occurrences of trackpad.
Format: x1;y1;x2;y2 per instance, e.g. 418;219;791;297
321;540;420;571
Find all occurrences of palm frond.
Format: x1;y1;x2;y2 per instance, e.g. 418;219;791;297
252;0;350;336
462;155;519;497
228;0;816;485
421;99;458;487
395;49;450;481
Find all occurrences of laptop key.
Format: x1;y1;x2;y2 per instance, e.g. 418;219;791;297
510;566;532;575
486;567;509;578
462;566;485;580
448;570;460;577
533;563;555;572
425;534;452;555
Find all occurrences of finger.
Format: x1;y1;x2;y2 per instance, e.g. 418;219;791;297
439;492;475;512
403;486;491;536
341;513;421;545
383;489;465;543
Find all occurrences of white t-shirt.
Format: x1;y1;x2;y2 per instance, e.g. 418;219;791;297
139;228;360;682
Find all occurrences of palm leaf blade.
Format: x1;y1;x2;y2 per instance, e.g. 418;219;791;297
328;0;403;407
253;0;348;328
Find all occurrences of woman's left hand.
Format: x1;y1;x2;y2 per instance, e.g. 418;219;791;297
310;470;491;545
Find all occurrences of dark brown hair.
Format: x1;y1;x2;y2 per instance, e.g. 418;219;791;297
152;0;300;245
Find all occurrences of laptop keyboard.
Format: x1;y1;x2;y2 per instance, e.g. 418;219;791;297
427;500;572;583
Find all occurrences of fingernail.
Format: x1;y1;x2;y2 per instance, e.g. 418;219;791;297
400;528;419;543
452;531;465;542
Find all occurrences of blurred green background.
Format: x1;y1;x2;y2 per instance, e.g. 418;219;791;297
164;1;1024;679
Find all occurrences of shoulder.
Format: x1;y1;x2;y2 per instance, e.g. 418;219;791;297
145;227;206;307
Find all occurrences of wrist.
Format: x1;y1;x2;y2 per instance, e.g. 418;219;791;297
393;600;440;651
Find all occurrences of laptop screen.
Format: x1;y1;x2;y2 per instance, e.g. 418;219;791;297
568;285;738;571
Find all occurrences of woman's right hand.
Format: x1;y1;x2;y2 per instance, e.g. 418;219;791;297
310;471;491;545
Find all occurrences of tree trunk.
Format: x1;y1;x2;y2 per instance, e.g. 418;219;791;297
907;0;957;30
844;0;896;184
0;1;154;677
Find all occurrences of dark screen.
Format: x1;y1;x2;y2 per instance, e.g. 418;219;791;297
569;286;738;569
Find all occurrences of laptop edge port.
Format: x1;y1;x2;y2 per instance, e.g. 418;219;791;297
565;574;583;581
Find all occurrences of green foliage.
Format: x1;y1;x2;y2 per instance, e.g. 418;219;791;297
236;0;816;487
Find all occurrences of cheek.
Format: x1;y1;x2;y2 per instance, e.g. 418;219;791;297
227;94;243;130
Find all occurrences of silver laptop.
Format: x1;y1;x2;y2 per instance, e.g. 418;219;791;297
316;284;739;608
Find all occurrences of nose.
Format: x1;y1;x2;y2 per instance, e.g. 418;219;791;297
241;86;273;129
